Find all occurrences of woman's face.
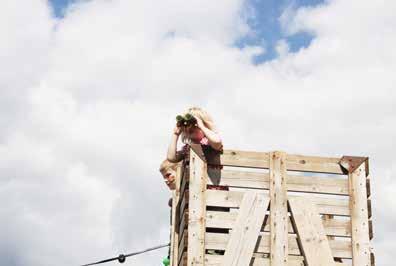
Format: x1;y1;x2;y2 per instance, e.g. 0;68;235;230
187;126;205;143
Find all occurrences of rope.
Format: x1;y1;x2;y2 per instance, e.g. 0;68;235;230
80;242;170;266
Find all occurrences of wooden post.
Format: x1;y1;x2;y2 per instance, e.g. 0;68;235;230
187;147;207;265
170;164;182;266
349;162;371;266
269;151;288;266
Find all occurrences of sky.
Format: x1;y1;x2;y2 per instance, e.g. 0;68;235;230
1;0;395;265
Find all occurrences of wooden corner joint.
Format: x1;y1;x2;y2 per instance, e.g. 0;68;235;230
339;155;369;175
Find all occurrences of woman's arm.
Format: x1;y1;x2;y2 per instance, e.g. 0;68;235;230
196;119;223;151
167;127;184;162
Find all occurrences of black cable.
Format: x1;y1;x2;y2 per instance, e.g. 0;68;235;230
80;242;170;266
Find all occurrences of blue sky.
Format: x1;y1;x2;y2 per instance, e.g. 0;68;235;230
49;0;324;63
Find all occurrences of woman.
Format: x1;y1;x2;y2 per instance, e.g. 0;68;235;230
167;106;223;163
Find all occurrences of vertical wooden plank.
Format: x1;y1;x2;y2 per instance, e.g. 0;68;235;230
170;164;182;266
349;162;371;266
222;192;270;266
269;151;288;266
289;197;335;266
187;148;207;266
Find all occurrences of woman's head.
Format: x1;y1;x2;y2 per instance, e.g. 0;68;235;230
159;159;179;190
180;106;217;144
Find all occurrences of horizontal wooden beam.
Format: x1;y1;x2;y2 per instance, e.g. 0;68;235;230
188;146;345;174
205;254;347;266
206;190;350;216
207;169;349;195
205;232;352;259
205;211;351;238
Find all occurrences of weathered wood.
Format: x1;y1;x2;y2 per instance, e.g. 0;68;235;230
207;254;305;266
289;197;335;266
205;232;352;258
179;250;188;266
205;254;348;266
287;154;344;174
178;189;189;222
349;162;371;266
207;169;349;195
221;192;269;266
269;151;288;266
178;229;188;265
206;190;350;216
206;211;351;237
179;212;188;240
187;148;207;265
169;147;373;266
214;150;345;174
171;164;183;266
340;156;369;175
220;149;270;168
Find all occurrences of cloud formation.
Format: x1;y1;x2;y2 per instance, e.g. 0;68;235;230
1;0;395;265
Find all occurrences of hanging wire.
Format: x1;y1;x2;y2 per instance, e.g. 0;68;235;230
80;242;170;266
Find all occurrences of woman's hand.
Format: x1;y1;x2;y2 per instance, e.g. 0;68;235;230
192;115;205;129
173;125;182;135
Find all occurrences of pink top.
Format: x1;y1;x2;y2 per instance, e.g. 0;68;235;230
199;136;209;145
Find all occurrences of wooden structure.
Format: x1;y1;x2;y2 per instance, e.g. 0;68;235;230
169;144;374;266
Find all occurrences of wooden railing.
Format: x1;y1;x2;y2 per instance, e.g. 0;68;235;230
169;144;374;266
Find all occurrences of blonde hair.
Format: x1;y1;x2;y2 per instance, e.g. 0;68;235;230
159;159;179;175
180;106;218;144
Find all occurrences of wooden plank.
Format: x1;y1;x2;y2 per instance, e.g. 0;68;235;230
221;192;270;266
287;154;344;174
205;232;352;258
349;162;371;266
178;189;188;222
187;148;207;266
370;252;375;266
178;229;188;265
207;254;304;266
179;250;188;266
289;196;335;266
179;212;188;239
207;169;349;195
170;191;178;266
206;211;351;237
269;151;288;266
220;150;270;168
205;254;347;266
215;149;345;174
206;190;350;216
180;168;189;201
171;164;182;266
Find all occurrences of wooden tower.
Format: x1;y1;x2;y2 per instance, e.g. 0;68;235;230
168;144;374;266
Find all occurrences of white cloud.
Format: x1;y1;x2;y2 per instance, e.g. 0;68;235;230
275;39;290;57
1;0;395;265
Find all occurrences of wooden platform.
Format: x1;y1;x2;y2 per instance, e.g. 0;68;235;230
169;144;374;266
